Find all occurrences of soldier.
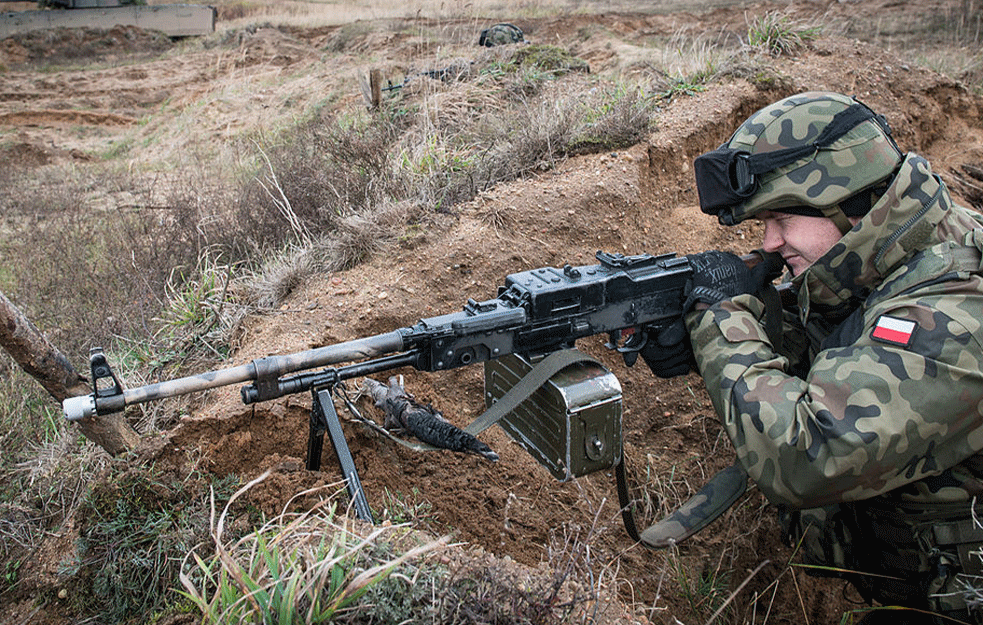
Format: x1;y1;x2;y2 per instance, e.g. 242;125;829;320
641;91;983;623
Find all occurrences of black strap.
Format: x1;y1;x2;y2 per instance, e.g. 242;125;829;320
759;284;785;352
615;458;641;541
746;103;881;175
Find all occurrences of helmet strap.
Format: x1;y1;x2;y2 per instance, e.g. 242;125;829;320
821;205;856;235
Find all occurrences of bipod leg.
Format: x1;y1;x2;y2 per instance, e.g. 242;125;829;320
306;393;327;472
309;387;375;524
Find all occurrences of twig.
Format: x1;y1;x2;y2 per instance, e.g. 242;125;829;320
790;565;810;625
253;142;313;245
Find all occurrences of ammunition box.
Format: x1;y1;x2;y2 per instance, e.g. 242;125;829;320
484;352;623;481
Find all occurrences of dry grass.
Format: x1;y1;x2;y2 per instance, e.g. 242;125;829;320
178;471;617;625
203;0;755;31
230;42;656;289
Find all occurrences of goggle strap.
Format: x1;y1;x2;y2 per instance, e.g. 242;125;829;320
745;103;879;176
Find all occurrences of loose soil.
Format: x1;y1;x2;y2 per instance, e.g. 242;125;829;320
2;1;982;623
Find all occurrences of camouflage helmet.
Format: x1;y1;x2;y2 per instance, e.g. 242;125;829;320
694;92;903;230
479;23;525;47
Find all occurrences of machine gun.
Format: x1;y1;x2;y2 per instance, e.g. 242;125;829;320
63;250;735;536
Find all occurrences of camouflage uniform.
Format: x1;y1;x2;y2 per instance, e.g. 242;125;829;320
687;93;983;620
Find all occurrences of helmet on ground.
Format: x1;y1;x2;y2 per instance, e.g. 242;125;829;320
693;92;903;231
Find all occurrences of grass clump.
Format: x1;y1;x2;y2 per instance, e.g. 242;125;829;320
512;44;590;76
747;11;822;57
180;473;450;624
154;250;243;365
63;461;239;623
672;555;733;620
177;473;611;625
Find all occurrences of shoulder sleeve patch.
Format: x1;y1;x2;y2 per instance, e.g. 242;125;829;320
871;315;917;347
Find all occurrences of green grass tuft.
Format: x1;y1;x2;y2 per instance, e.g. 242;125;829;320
747;12;822;57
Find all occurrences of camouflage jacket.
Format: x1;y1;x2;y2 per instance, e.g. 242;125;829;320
687;153;983;509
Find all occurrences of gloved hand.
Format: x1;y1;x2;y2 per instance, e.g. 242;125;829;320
638;318;695;378
638;250;785;379
684;250;785;310
684;250;755;310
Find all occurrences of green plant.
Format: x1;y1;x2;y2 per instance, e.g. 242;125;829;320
380;487;435;525
2;558;21;591
655;77;708;102
63;463;239;623
569;83;656;153
671;554;733;620
747;12;822;56
154;249;242;365
179;472;448;624
512;44;590;77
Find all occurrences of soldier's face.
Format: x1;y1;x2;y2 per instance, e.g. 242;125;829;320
758;211;855;276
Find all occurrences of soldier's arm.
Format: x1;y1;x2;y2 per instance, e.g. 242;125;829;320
687;293;983;508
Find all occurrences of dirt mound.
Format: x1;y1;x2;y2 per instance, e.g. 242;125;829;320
0;24;174;68
2;2;983;623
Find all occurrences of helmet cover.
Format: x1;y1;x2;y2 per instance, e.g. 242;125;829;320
699;92;903;225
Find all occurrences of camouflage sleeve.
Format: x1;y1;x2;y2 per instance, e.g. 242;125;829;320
686;292;983;509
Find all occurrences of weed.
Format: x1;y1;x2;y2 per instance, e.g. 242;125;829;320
380;487;435;526
493;44;591;100
179;472;449;624
655;77;708;102
512;44;591;77
63;462;239;623
747;11;822;57
2;557;21;591
569;83;656;153
154;249;244;367
671;553;733;620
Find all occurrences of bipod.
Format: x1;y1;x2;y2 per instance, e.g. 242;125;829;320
307;384;374;524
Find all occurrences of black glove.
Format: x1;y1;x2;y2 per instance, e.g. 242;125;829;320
638;317;696;378
684;250;755;310
638;250;785;379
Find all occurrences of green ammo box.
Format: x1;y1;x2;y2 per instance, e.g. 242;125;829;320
483;352;623;481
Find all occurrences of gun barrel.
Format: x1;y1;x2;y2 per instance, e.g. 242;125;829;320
64;330;407;421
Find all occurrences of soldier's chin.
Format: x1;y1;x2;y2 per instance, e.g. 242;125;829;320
786;256;807;276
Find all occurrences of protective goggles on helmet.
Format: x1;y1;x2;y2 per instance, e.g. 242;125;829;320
693;101;891;223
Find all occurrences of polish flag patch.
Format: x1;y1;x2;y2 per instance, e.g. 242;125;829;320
871;315;917;347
